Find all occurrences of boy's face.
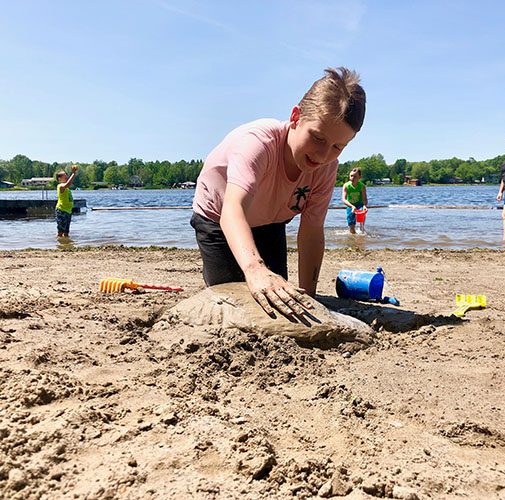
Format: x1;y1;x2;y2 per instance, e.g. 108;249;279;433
349;170;361;184
58;173;69;182
286;106;356;175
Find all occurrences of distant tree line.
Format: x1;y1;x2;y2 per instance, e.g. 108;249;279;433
337;154;505;185
0;153;504;189
0;155;203;189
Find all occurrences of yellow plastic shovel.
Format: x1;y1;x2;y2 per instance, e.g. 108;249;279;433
99;278;183;293
451;294;487;318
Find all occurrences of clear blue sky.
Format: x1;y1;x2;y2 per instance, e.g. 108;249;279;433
1;0;504;165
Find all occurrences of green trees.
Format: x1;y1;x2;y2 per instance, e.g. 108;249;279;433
389;159;407;184
9;155;33;184
0;152;502;189
32;160;52;178
357;154;389;184
410;162;431;184
336;154;503;186
127;158;144;177
103;165;128;186
337;154;389;185
0;155;205;189
0;160;8;181
454;160;482;182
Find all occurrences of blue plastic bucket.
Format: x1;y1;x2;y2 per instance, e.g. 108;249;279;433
336;267;384;301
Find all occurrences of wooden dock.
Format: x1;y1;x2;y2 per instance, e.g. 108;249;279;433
0;199;87;216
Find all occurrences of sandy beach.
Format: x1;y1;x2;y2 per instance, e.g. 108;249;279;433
1;247;504;499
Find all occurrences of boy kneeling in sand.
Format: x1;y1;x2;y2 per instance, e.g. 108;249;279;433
191;67;366;317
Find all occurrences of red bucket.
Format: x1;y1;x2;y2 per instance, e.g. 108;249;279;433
355;208;368;223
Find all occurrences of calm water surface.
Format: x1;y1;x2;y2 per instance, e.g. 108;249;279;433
1;185;503;251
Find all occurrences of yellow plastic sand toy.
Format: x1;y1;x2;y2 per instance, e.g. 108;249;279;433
451;294;487;318
99;278;183;293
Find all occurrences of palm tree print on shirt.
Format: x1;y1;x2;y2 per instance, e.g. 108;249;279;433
291;186;310;212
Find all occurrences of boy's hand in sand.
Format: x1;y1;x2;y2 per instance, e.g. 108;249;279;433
245;268;313;318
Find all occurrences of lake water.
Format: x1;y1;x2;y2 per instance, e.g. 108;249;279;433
1;185;503;251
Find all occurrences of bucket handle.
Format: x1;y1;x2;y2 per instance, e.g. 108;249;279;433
376;266;400;306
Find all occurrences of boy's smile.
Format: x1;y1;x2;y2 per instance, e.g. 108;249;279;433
284;106;356;180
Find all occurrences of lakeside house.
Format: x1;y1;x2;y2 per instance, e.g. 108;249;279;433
404;176;422;186
20;177;54;187
129;175;143;188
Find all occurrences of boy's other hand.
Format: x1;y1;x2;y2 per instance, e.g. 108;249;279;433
497;193;503;202
71;165;78;173
246;269;313;318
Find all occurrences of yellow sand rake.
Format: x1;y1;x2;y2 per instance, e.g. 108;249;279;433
451;294;487;318
99;278;183;294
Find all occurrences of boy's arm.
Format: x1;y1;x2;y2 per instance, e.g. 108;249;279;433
497;179;505;201
60;166;78;191
362;185;368;207
341;184;354;209
297;220;324;297
220;183;313;317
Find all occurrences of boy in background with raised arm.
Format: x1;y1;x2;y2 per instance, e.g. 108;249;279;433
496;161;505;241
55;164;78;238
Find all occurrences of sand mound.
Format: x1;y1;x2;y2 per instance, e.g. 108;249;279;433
155;282;374;349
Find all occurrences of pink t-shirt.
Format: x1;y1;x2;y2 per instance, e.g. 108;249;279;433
193;119;338;228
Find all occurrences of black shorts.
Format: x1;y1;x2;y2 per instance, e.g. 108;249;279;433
190;211;288;286
55;209;72;234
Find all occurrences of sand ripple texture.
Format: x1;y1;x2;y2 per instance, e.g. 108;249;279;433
0;247;504;499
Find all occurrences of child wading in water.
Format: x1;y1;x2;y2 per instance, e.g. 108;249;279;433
191;67;366;317
342;167;368;234
55;164;78;238
496;161;505;242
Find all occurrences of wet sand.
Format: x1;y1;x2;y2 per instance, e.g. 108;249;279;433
1;247;504;499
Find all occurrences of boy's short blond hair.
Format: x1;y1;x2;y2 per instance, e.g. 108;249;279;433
299;67;366;132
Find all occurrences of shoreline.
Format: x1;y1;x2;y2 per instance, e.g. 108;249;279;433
1;247;504;498
2;242;504;253
2;245;504;255
0;182;501;193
